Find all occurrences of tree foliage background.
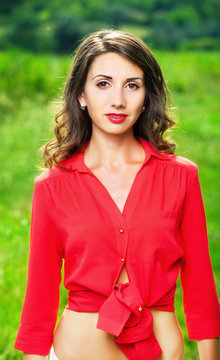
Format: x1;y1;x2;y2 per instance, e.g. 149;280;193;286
0;0;220;52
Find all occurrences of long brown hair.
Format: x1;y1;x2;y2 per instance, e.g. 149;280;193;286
42;29;176;169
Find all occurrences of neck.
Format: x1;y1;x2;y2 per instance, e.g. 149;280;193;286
84;132;144;170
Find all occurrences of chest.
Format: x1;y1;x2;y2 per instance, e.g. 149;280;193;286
53;161;186;224
51;164;185;274
89;163;143;214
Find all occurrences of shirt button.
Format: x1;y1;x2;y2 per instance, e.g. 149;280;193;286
119;229;124;233
121;258;124;262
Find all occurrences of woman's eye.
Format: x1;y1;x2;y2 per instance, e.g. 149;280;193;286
127;83;139;89
96;81;109;88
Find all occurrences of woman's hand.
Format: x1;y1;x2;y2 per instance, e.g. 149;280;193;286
197;338;220;360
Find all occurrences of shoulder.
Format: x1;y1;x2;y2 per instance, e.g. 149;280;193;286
165;153;198;174
35;168;57;183
153;151;199;181
34;166;69;185
141;138;198;175
32;167;71;200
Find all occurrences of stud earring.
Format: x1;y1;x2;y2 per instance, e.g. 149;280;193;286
142;106;145;112
80;104;86;110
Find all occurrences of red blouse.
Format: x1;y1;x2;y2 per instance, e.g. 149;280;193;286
14;137;220;359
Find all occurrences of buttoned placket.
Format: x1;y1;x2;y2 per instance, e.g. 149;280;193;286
119;227;126;265
76;138;153;291
112;225;129;289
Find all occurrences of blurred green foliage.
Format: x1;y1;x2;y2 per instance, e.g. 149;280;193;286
0;49;219;359
0;0;219;52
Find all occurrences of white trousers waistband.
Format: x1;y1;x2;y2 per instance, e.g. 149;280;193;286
49;346;60;360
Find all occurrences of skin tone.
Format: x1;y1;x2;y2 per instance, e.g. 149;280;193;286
197;338;220;360
23;52;219;359
78;52;147;174
78;52;147;215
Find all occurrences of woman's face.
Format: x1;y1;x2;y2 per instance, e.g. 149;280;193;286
78;52;146;137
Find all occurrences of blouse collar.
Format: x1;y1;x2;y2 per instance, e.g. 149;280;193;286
57;136;172;173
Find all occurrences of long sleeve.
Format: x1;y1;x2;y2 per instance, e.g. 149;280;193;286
180;165;220;340
14;176;63;355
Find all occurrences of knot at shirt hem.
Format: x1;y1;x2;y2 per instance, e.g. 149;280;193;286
96;283;162;360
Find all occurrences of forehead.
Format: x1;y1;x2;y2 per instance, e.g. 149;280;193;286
87;52;144;78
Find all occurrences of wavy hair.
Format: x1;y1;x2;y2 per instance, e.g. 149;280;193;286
42;29;176;169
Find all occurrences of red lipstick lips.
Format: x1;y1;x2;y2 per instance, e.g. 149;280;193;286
106;113;128;123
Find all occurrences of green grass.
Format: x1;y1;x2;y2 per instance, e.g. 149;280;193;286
0;50;219;359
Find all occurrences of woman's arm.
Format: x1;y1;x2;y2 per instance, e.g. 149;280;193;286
197;338;220;360
23;354;48;360
14;178;63;355
179;166;220;340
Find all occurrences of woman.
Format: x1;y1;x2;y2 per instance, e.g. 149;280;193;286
14;30;220;360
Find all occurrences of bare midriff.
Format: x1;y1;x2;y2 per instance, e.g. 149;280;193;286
53;309;184;360
53;268;185;360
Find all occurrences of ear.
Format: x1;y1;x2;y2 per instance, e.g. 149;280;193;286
78;92;86;107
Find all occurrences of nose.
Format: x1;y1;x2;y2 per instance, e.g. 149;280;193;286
111;87;126;108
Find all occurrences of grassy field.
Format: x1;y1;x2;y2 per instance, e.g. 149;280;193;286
0;50;219;359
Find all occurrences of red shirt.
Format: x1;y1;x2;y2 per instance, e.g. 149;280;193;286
15;137;220;359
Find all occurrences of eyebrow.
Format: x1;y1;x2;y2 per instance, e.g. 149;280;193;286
92;74;144;82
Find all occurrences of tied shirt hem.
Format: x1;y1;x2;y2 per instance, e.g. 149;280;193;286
97;282;163;360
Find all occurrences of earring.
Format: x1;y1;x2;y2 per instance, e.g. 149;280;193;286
142;106;145;112
80;104;86;111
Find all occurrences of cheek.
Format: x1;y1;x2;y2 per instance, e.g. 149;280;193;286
86;91;108;109
131;94;145;112
85;94;106;120
129;89;145;105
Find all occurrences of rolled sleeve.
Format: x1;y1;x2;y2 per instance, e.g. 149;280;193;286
180;165;220;340
14;177;63;355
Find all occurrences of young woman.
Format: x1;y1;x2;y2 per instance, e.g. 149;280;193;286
14;30;220;360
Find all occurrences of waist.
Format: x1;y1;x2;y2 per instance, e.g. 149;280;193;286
66;286;175;313
53;309;129;360
66;290;107;312
53;309;184;360
64;283;179;360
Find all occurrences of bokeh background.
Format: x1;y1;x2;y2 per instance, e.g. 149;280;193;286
0;1;219;359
